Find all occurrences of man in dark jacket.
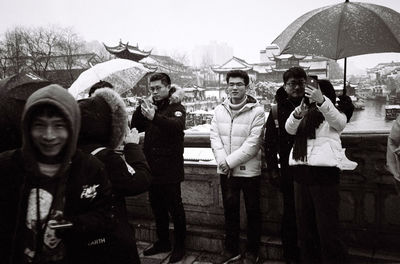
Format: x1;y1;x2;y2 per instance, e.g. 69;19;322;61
78;87;151;264
264;67;307;263
131;72;186;263
0;84;112;264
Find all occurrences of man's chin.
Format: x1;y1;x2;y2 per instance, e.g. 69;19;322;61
290;95;303;102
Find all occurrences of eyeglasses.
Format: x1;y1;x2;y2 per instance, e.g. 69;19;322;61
228;82;245;88
286;81;306;88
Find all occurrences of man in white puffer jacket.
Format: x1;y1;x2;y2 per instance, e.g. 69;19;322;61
210;70;265;264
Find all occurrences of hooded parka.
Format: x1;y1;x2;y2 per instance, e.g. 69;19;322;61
78;88;151;264
0;85;112;264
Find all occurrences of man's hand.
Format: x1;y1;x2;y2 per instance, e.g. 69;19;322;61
141;100;155;120
124;127;140;144
219;160;230;175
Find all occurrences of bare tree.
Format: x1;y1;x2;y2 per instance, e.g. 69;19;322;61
57;27;85;81
21;26;62;77
2;27;28;75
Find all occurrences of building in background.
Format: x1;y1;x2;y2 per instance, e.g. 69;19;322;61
104;40;151;62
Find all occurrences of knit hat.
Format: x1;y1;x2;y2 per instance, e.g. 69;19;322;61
78;88;127;149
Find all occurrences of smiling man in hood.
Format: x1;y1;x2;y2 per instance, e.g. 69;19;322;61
0;84;112;264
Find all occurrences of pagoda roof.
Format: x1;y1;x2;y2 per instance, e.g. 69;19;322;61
211;56;253;73
104;40;151;62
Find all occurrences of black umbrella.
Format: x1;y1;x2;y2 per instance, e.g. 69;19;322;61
272;0;400;93
0;72;52;100
0;72;52;152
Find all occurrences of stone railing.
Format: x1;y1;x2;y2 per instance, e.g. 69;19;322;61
126;130;400;254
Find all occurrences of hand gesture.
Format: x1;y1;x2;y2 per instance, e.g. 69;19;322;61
124;127;140;144
305;83;324;105
293;98;308;119
219;160;230;175
141;99;155;120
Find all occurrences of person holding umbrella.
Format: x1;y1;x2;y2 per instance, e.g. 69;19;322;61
285;79;352;263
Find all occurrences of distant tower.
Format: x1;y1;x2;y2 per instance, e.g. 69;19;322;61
104;40;151;62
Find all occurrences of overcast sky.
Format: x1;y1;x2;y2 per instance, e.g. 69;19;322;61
2;0;400;74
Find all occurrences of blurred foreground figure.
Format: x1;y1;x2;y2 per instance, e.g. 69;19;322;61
387;115;400;193
78;87;151;264
0;85;112;264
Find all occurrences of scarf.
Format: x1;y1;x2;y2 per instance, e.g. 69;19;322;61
292;103;325;161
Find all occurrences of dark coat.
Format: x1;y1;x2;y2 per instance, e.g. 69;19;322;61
78;88;151;264
265;86;302;172
0;149;112;264
131;96;186;184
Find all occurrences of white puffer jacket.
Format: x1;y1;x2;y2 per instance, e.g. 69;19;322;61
210;95;265;177
285;96;356;170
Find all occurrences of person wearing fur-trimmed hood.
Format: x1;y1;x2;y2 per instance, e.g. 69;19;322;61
78;87;151;264
130;73;186;263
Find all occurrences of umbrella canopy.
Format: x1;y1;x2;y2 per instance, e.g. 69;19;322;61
0;72;52;152
272;0;400;60
0;72;51;100
68;58;154;99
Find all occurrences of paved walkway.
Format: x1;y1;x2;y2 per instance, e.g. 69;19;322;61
138;241;400;264
137;241;284;264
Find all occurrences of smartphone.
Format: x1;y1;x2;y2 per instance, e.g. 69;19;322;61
48;220;73;230
307;76;318;89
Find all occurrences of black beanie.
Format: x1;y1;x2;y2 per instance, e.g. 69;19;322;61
78;96;112;146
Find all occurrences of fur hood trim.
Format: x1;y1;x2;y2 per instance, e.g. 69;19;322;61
93;88;128;149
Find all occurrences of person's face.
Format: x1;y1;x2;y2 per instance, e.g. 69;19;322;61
149;80;170;102
284;77;306;99
227;77;247;104
30;115;69;158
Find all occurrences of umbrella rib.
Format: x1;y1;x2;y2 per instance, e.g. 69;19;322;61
335;3;347;59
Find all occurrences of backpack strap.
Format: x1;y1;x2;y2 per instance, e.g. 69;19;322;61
91;147;107;156
271;103;279;130
91;147;135;175
270;103;281;170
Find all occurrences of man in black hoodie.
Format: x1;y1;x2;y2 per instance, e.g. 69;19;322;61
264;67;307;263
0;84;112;264
131;72;186;263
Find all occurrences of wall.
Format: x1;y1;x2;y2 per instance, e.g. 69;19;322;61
126;131;400;252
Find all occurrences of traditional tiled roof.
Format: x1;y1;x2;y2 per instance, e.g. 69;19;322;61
211;56;253;73
269;54;307;61
104;40;151;62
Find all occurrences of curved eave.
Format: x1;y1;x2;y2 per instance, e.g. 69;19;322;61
211;67;253;73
